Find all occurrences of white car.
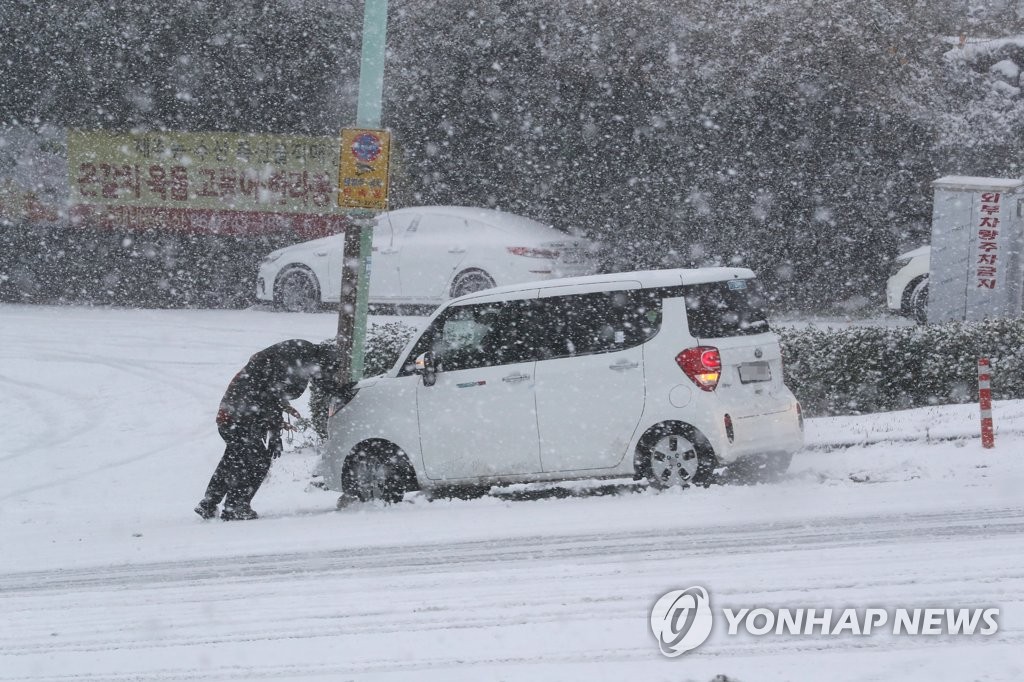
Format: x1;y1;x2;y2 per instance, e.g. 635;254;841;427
320;267;805;502
256;206;598;311
886;246;930;323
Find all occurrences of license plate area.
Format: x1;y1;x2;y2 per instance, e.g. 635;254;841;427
738;361;772;384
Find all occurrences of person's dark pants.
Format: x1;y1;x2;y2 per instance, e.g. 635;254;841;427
201;422;272;510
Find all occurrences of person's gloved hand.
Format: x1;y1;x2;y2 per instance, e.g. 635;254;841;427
268;430;283;459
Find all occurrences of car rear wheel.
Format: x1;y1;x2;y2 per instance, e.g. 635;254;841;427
275;267;321;312
342;441;416;504
638;423;716;490
450;269;496;298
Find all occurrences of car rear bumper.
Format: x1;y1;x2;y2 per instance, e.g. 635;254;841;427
498;258;598;286
886;256;928;313
552;264;597;278
885;272;906;311
703;402;804;464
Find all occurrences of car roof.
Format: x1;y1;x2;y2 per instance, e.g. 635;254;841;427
388;206;572;240
452;267;756;304
270;206;564;253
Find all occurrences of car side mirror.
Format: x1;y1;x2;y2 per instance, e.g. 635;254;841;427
413;351;437;387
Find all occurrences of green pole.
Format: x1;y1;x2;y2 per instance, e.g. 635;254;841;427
348;0;388;382
356;0;388;129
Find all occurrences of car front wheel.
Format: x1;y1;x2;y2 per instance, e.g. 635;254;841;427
275;267;321;312
342;442;416;504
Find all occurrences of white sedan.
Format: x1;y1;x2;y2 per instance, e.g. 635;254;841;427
885;245;930;323
256;206;600;311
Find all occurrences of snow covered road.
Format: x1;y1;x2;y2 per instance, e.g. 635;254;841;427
1;304;1022;681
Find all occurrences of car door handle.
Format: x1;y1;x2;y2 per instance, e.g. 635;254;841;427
502;373;531;383
609;360;639;371
379;248;398;254
314;250;328;257
448;247;467;254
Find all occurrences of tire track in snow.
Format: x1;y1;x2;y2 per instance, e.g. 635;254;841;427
0;374;105;463
0;349;217;498
2;505;1021;679
5;635;1019;682
2;505;1020;594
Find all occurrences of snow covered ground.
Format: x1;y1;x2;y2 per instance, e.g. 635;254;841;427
1;303;1022;681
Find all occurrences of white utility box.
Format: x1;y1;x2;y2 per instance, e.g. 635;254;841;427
927;176;1024;323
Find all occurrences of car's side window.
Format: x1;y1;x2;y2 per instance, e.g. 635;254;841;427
437;305;496;371
401;318;442;375
400;290;661;375
401;299;534;374
405;214;464;238
375;213;415;250
528;290;662;360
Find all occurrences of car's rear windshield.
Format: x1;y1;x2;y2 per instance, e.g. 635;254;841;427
675;279;770;338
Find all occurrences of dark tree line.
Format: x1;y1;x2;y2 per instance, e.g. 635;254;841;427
1;0;1022;309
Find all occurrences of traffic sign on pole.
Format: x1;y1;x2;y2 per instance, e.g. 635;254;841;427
338;128;390;211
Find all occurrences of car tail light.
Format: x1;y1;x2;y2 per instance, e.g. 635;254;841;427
796;402;804;431
724;413;734;442
675;346;721;391
507;246;560;259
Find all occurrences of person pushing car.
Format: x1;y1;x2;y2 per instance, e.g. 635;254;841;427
195;339;344;521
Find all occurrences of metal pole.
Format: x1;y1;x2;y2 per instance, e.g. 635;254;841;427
356;0;388;128
336;219;362;383
337;0;389;384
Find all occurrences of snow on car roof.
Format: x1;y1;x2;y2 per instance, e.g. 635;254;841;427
453;267;756;303
390;205;573;240
268;206;571;254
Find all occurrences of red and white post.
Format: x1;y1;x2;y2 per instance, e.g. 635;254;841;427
978;357;995;449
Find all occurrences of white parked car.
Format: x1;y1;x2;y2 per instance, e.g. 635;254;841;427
886;246;930;323
256;206;598;311
320;267;805;502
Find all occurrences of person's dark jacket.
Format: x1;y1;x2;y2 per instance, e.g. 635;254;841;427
216;339;322;431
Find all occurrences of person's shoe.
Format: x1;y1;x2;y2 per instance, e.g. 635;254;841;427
194;499;218;520
221;504;259;521
336;493;360;510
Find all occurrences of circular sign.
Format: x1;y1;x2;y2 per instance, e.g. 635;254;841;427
351;133;383;163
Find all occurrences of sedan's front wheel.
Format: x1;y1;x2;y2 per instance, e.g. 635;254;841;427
275;267;321;312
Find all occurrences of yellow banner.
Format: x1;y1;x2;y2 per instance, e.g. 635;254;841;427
338;128;391;210
68;129;342;215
